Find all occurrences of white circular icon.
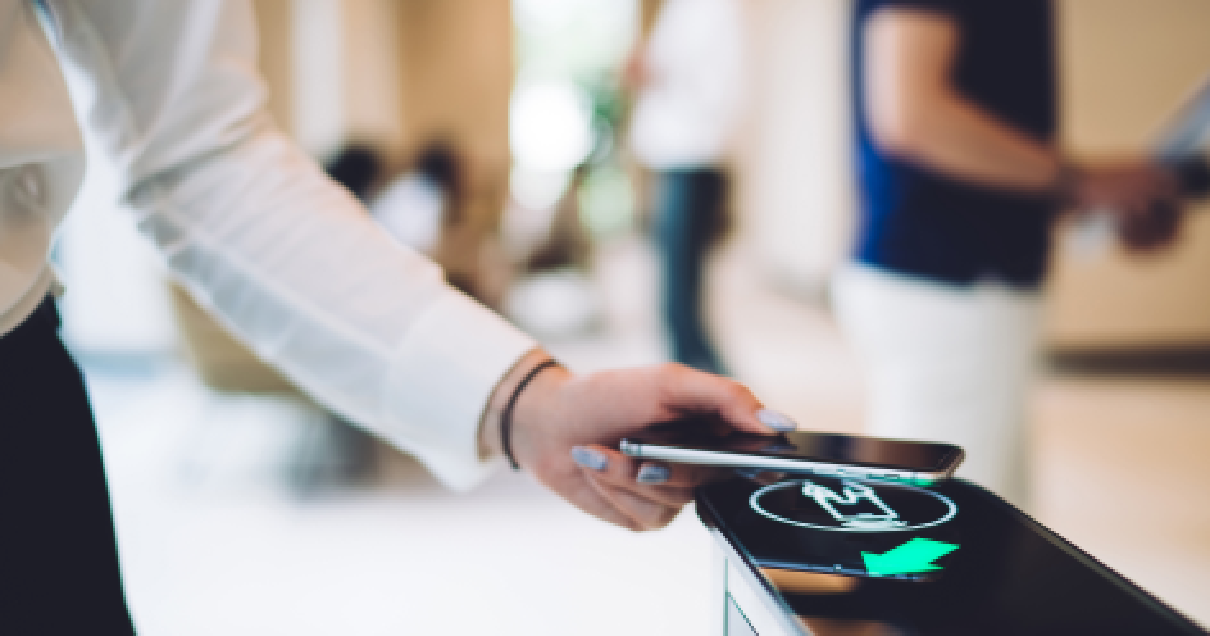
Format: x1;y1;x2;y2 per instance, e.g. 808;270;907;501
749;478;957;533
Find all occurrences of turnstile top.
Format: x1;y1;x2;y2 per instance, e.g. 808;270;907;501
698;476;1207;636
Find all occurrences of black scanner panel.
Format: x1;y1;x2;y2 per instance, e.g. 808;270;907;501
698;477;1206;636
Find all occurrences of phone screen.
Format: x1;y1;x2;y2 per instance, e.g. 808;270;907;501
628;419;962;472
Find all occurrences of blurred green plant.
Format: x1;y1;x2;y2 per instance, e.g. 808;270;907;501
513;0;638;241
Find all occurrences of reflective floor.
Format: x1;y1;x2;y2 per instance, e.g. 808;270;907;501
84;237;1210;635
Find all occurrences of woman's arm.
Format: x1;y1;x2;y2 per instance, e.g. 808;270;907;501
864;7;1178;226
47;0;779;529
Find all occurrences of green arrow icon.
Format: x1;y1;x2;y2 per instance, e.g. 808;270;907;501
861;537;959;575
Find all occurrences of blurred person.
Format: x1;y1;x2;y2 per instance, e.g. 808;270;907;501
370;141;463;257
325;144;383;202
366;140;511;307
836;0;1183;508
369;140;498;304
0;1;795;632
626;0;744;376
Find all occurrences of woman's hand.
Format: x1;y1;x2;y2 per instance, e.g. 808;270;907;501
481;351;793;531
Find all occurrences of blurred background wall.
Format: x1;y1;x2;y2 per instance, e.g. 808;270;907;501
739;0;853;300
258;0;513;299
247;0;1210;356
61;0;1210;374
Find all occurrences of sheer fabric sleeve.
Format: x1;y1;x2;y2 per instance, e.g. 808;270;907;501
47;0;535;490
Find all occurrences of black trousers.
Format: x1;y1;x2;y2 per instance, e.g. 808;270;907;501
653;168;728;376
0;299;136;634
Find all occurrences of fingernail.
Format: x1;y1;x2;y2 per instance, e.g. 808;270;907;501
758;409;797;432
636;464;670;484
571;446;609;471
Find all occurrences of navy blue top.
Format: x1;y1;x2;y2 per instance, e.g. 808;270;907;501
852;0;1057;288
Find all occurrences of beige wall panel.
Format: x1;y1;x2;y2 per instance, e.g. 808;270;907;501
251;0;294;135
395;0;513;174
1048;0;1210;348
342;0;406;153
739;0;853;295
392;0;515;304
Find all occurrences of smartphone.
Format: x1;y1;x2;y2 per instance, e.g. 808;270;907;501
619;419;964;485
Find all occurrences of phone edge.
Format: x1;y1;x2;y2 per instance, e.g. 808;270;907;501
621;442;955;485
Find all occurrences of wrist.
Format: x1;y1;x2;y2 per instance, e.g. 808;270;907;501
508;361;573;471
478;349;570;469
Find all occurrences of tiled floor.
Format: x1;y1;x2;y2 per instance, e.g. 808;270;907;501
85;237;1210;634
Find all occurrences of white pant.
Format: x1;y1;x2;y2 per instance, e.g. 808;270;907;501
833;265;1041;509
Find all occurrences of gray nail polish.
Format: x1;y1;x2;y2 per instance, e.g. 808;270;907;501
758;409;798;432
636;464;670;484
571;446;608;471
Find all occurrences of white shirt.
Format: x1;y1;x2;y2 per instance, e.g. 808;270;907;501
628;0;745;169
0;0;535;490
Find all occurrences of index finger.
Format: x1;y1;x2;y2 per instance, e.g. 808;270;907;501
656;365;797;435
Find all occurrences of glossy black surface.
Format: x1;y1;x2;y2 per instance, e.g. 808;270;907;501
738;476;959;582
698;477;1207;636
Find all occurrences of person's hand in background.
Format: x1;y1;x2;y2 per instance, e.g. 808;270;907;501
1067;158;1186;254
481;350;794;531
1116;197;1186;253
1068;159;1176;214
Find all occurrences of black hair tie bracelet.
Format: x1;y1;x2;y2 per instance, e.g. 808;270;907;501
501;359;561;471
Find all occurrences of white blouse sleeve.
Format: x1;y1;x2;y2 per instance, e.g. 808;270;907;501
46;0;535;490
